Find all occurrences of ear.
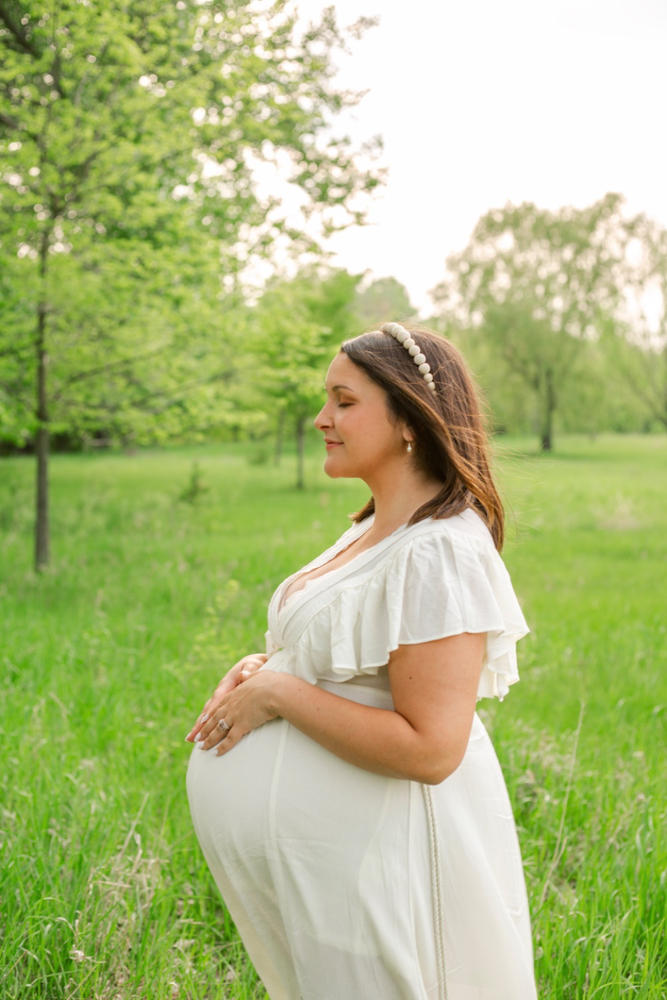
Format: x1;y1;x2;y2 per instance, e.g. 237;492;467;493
397;418;414;447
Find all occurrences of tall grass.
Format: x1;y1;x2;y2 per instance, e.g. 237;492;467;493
1;434;665;998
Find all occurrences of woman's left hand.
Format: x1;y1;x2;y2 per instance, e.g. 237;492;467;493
185;653;267;744
195;670;284;756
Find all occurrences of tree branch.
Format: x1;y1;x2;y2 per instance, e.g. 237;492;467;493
0;1;44;58
0;342;33;362
51;343;171;401
0;109;21;129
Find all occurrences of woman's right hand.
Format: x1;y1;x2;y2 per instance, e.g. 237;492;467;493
185;653;268;743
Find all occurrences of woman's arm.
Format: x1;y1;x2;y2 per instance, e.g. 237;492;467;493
193;633;485;784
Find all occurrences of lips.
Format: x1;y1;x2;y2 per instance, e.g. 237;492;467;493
324;439;342;450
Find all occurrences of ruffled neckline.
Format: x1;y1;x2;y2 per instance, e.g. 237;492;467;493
276;515;407;617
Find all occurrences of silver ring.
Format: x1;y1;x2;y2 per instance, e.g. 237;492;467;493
217;717;231;735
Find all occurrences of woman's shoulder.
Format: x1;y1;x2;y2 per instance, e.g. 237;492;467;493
325;509;497;581
416;507;490;538
351;506;493;542
391;507;495;559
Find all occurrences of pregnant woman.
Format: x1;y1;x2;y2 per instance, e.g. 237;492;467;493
186;323;537;999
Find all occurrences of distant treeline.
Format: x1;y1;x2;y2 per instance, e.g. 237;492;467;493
2;254;663;458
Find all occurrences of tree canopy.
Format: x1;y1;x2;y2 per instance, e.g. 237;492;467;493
432;194;665;449
0;0;380;566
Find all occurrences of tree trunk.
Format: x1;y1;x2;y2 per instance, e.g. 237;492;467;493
34;240;50;570
295;415;305;490
274;409;285;466
539;368;556;452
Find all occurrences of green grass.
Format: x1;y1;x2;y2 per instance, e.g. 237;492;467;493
1;434;665;998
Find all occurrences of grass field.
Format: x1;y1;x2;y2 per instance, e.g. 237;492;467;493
1;433;665;999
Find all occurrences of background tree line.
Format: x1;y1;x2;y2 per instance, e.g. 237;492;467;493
2;3;665;570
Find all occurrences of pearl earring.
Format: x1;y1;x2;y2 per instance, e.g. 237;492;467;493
406;441;412;454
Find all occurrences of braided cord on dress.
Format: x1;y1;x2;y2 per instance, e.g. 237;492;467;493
422;784;448;999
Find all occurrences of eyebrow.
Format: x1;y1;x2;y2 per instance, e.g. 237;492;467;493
325;383;355;392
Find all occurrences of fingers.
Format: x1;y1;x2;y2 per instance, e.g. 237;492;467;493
185;653;268;743
239;653;267;678
186;693;227;741
185;709;208;740
195;699;227;744
197;708;239;753
198;715;230;750
214;725;242;756
185;672;240;741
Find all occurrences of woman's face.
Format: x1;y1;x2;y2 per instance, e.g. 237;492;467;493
313;352;409;482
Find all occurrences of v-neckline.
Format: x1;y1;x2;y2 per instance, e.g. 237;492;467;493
276;516;407;617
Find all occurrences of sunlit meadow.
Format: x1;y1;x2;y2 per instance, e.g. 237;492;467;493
1;433;665;998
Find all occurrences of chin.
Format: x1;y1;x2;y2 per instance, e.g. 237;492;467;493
323;461;343;479
323;455;351;479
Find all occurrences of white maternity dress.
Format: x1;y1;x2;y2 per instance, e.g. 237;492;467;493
187;510;537;1000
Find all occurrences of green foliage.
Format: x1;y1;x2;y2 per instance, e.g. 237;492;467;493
242;266;362;485
601;212;667;429
0;436;665;997
176;461;210;504
355;276;416;329
0;0;379;444
433;195;667;448
186;579;243;680
0;1;381;563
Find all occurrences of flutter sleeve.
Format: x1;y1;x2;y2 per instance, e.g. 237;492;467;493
291;520;529;700
381;528;529;699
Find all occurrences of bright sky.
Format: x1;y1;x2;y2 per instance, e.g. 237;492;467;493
295;0;667;314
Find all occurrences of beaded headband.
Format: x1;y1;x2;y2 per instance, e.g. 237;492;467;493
381;322;436;392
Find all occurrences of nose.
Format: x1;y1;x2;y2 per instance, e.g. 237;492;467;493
314;401;331;430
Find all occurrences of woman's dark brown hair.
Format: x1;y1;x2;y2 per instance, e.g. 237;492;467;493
341;326;505;550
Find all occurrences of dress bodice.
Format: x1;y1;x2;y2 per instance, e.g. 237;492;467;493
265;510;529;701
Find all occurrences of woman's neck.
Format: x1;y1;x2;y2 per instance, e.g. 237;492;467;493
365;466;442;537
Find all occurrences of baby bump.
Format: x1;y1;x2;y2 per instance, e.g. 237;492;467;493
187;715;402;864
187;718;285;859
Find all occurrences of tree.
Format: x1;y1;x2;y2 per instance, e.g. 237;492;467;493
433;195;630;450
605;212;667;429
355;277;416;329
0;0;380;568
248;267;361;488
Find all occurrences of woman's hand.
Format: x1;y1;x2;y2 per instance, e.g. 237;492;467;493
193;669;284;755
185;653;268;743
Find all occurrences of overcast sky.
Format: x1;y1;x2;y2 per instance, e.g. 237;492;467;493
294;0;667;314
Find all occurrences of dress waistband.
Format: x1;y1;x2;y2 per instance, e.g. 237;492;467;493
317;678;394;710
